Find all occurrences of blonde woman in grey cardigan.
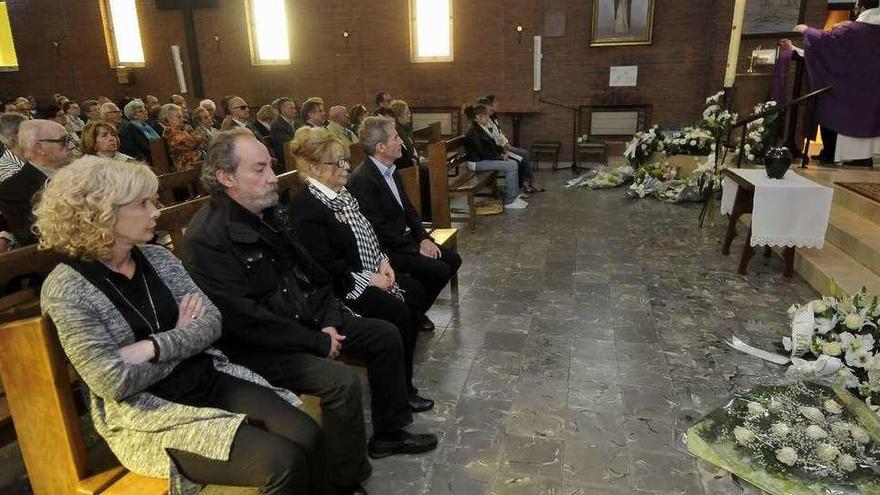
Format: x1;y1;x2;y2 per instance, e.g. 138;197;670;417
35;158;330;494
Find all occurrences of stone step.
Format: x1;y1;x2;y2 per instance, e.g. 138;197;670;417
793;241;880;296
826;204;880;275
831;182;880;228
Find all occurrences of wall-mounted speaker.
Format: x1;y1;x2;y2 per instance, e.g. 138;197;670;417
155;0;218;9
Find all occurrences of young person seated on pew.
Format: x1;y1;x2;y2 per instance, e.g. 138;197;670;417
479;95;543;194
81;120;134;162
288;126;434;413
35;158;330;494
182;128;437;482
463;104;528;210
347;117;462;330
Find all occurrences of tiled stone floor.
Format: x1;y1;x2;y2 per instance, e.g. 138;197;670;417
0;170;820;494
364;170;818;494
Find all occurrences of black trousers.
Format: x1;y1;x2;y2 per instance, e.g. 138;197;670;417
231;350;372;488
167;373;329;494
346;274;426;392
234;313;412;437
389;246;462;309
820;125;837;159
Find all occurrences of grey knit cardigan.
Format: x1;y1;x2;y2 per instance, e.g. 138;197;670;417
41;244;301;494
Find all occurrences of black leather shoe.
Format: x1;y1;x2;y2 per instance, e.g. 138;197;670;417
418;316;435;332
409;393;434;412
368;431;438;459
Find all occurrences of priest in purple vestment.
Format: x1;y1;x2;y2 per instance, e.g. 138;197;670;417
794;0;880;165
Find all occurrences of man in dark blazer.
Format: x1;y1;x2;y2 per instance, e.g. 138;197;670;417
347;116;461;331
0;119;73;247
269;97;298;169
183;129;438;488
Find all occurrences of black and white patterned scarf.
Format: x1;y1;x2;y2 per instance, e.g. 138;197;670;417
307;180;404;300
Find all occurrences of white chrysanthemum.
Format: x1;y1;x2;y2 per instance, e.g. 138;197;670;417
824;400;843;415
733;426;755;445
844;313;862;330
839;454;857;472
776;447;798;466
768;398;785;412
799;406;825;422
816;443;840;462
823;341;843;357
838;368;861;389
811;299;829;314
747;402;766;415
850;426;871;444
771;422;791;437
806;425;828;440
815;316;838;335
830;422;851;436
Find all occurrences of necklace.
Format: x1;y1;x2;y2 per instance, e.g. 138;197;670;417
104;271;161;335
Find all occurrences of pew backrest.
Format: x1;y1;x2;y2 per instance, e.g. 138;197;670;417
148;138;172;174
156;163;204;205
427;136;469;228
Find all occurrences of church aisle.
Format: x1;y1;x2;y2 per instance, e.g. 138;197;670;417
365;171;819;494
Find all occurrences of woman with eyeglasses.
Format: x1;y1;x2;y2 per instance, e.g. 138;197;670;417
35;158;329;494
81;120;132;162
119;99;158;164
160;103;207;171
288;126;434;413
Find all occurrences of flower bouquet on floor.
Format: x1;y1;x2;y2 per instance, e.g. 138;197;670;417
565;165;634;190
623;125;665;168
687;381;880;494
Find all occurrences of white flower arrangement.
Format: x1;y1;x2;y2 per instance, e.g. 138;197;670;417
785;284;880;411
735;100;779;164
623;125;664;167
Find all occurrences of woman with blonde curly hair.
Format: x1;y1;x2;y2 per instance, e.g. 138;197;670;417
81;119;133;162
35;158;328;494
287;126;434;413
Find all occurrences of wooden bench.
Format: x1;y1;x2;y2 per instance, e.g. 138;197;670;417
156;163;204;205
427;136;498;233
147;138;172;174
0;316;168;494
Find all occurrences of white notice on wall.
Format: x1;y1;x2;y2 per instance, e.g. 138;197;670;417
609;65;638;87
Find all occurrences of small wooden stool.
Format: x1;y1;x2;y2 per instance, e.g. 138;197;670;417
576;141;607;166
529;141;561;172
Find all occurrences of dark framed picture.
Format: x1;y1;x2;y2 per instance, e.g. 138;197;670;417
590;0;655;47
743;0;806;36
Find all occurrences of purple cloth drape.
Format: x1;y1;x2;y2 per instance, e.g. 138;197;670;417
771;47;794;104
803;23;880;138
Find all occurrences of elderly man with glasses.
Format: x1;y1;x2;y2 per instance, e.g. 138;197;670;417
0;119;73;248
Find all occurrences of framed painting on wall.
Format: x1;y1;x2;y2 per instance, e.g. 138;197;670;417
743;0;805;36
590;0;655;46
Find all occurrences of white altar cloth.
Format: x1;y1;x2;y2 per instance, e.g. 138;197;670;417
720;168;833;248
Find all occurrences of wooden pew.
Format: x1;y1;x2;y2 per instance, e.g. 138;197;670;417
147;138;172;174
412;122;441;153
427;136;498;232
156;163;204;205
349;142;365;169
0;244;64;321
0;316;168;494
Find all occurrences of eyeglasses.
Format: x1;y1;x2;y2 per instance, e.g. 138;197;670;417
320;158;351;169
38;135;74;146
233;105;248;110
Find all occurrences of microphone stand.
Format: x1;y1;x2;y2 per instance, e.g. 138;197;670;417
538;98;581;172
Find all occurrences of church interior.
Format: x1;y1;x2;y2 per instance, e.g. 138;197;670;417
1;0;880;493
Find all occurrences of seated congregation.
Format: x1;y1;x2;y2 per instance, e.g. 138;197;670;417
0;88;542;495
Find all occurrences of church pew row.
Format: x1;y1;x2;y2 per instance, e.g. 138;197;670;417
427;136;498;233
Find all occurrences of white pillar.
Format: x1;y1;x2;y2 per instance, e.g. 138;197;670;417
724;0;748;88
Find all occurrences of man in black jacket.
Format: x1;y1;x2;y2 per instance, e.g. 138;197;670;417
183;129;437;491
0;119;73;247
269;97;298;169
347;117;461;330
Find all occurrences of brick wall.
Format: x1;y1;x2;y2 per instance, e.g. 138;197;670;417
0;0;826;159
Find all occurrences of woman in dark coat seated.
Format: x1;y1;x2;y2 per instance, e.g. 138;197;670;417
288;126;434;413
118;99;159;163
35;158;329;494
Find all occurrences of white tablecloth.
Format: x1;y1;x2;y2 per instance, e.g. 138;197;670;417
720;168;833;248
